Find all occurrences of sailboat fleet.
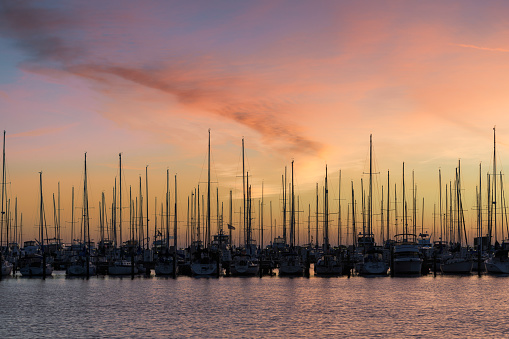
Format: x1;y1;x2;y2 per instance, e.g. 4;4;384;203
2;127;509;278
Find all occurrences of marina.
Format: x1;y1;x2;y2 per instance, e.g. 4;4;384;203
0;129;508;280
2;1;509;337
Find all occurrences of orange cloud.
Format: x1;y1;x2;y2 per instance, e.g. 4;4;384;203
9;123;78;138
453;43;509;52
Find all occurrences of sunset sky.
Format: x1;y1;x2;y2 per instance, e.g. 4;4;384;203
1;1;509;247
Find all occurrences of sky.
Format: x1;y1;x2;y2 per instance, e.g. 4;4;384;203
1;0;509;247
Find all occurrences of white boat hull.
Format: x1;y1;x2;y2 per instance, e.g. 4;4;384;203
486;260;509;274
191;262;218;276
230;264;259;276
358;261;388;276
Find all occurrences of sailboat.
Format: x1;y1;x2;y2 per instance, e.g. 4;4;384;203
155;255;176;276
191;129;220;276
391;163;422;276
67;153;96;276
315;165;342;276
486;128;509;274
279;160;305;277
355;135;388;276
1;259;12;276
1;131;13;277
231;149;258;277
155;173;178;276
439;161;472;274
20;172;53;277
230;253;259;276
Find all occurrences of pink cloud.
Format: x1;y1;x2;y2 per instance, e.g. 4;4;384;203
9;123;78;138
453;43;509;53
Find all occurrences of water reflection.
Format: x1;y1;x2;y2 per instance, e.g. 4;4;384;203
1;272;508;337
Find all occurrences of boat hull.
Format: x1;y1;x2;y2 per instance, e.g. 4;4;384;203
486;260;509;274
392;259;422;276
440;260;472;274
230;264;259;276
66;264;97;276
358;261;388;276
155;263;177;276
279;263;305;276
191;262;218;276
20;265;53;277
1;263;13;276
108;265;138;275
314;265;342;276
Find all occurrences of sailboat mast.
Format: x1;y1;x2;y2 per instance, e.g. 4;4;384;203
493;126;497;245
381;186;384;241
361;178;365;236
270;201;273;244
369;134;372;238
71;187;74;243
325;165;329;250
101;192;105;244
40;171;46;278
39;172;43;247
216;187;219;234
479;163;482;252
58;183;60;245
261;181;264;249
229;189;232;247
242;137;246;248
412;170;416;237
207;129;211;248
316;182;318;248
113;179;117;247
291;160;295;247
338;170;342;246
247;172;250;247
283;167;287;243
119;153;122;247
146;166;149;250
14;198;17;248
457;162;461;245
439;169;442;242
422;197;424;235
166;169;170;248
186;197;189;248
308;204;311;244
403;162;407;239
84;153;90;277
351;181;356;246
174;175;177;252
1;131;5;250
387;170;390;242
139;176;143;248
197;186;200;244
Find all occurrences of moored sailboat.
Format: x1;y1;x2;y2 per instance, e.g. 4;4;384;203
20;172;53;277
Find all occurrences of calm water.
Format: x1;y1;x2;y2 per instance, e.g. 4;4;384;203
1;272;507;338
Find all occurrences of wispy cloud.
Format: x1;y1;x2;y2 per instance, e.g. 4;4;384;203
9;123;78;138
453;43;509;52
0;1;324;156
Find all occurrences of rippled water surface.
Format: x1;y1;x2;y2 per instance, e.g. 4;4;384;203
1;272;508;338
